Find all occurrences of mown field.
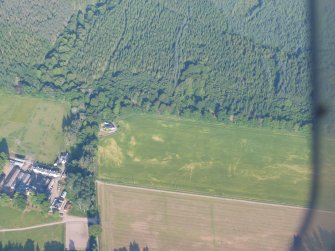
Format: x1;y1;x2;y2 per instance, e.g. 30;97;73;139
0;93;69;162
0;224;64;250
98;114;311;206
98;183;309;251
0;206;60;228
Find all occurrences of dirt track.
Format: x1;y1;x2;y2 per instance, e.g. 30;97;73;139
0;215;93;251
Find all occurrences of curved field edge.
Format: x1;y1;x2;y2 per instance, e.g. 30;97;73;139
97;113;311;206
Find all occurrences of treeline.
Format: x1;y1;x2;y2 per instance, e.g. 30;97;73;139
0;240;63;251
114;241;149;251
61;112;99;215
31;0;311;130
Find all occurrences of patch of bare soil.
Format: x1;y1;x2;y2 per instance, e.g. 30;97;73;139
65;220;89;251
98;139;124;166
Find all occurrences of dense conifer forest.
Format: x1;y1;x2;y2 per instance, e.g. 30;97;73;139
1;0;311;129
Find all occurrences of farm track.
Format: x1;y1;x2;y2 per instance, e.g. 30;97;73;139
97;180;335;214
0;215;95;233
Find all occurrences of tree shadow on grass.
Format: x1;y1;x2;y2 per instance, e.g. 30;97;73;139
0;138;9;156
44;241;64;251
114;241;149;251
0;239;35;251
0;240;64;251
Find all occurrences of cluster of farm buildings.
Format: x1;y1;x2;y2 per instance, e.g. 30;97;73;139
0;121;117;214
0;152;71;213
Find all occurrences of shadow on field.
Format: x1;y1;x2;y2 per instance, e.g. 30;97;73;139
44;241;65;251
0;239;64;251
114;241;149;251
292;227;335;251
0;138;9;156
68;240;76;251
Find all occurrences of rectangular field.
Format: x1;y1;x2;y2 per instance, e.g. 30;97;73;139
98;114;310;205
0;93;69;162
98;182;309;251
0;224;64;250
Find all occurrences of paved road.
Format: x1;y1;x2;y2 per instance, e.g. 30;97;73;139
96;180;335;215
0;215;96;233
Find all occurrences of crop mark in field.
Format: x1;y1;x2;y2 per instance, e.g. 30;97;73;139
152;135;164;143
287;154;303;161
283;164;310;175
130;136;137;146
98;139;124;166
160;123;174;128
127;150;134;158
233;157;240;175
161;153;176;162
147;158;160;164
182;162;213;181
262;156;273;163
159;121;174;128
200;128;210;134
127;150;141;162
252;172;280;181
228;157;240;177
150;176;160;183
240;138;248;147
118;120;130;130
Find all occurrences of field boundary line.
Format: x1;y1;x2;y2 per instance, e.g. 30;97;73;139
115;112;310;138
0;216;91;233
96;180;335;215
0;221;64;232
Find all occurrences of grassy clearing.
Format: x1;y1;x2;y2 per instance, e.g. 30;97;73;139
0;93;69;162
0;224;64;249
0;206;60;228
98;114;311;205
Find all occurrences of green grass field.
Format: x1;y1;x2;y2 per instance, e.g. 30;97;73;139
0;224;64;250
98;114;311;206
0;93;69;162
0;206;60;228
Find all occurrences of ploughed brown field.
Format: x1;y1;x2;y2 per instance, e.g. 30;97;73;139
97;182;315;251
